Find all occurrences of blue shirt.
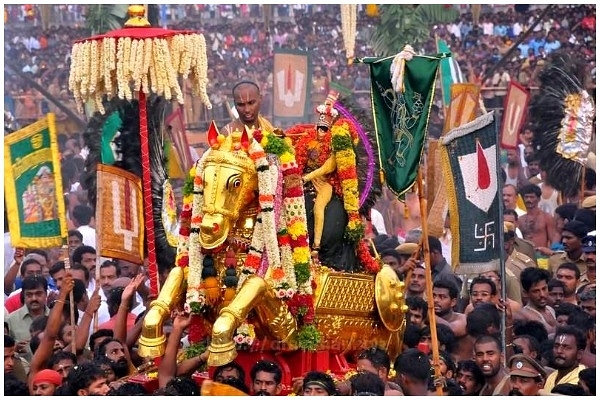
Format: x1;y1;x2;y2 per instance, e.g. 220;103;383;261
544;40;561;54
529;38;546;56
518;43;530;58
494;25;508;37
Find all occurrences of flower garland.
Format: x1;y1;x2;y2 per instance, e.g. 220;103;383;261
330;121;365;243
254;129;317;349
340;4;357;62
182;156;207;314
233;321;256;347
290;125;343;199
68;32;212;115
254;129;312;299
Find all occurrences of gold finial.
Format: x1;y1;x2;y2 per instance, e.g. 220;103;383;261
124;5;151;28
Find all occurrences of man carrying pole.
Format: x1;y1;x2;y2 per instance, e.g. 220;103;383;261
362;44;446;395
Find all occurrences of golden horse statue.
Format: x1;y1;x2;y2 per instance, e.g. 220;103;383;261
139;123;407;366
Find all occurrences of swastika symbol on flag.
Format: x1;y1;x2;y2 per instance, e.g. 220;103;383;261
474;221;495;252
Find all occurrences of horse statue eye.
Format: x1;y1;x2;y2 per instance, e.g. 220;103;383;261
233;179;241;188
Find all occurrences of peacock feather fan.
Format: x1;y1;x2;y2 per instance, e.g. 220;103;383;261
336;94;382;218
81;96;176;275
528;51;595;196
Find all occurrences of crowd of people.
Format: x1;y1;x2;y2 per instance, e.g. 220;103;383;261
3;3;597;397
4;4;596;131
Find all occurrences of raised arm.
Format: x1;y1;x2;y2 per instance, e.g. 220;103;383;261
4;248;24;295
114;274;145;344
74;286;101;352
28;273;74;393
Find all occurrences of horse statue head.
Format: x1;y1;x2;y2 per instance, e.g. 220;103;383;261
199;122;258;249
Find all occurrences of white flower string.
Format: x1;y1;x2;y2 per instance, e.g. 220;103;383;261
183;156;207;311
340;4;357;62
68;32;212;114
390;44;416;93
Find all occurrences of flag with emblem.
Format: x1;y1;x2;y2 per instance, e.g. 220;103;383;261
363;51;443;197
4;114;68;248
440;111;502;274
96;164;145;265
272;48;311;121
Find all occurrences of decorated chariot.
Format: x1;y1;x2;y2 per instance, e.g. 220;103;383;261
66;5;409;393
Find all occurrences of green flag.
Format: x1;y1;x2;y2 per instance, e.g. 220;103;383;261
101;111;123;165
364;54;443;197
437;38;465;107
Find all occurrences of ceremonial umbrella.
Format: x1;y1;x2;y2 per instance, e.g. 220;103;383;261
68;5;212;297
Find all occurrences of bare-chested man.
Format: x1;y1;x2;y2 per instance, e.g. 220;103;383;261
432;279;469;362
223;81;274;134
514;267;556;335
518;184;556;249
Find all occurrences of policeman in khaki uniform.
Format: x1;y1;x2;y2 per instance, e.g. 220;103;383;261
504;222;537;279
507;354;548;396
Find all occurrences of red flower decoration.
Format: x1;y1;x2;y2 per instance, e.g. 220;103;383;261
188;314;208;343
177;255;189;268
357;240;381;274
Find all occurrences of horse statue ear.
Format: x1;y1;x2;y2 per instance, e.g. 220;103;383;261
240;127;250;150
208;121;220;149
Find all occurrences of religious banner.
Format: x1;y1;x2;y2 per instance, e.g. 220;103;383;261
430;83;481;236
440;111;501;274
364;50;443;197
4;114;67;248
272;48;311;121
501;80;530;149
96;164;145;265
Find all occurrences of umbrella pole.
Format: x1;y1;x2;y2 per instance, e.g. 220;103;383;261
416;168;443;396
138;90;159;297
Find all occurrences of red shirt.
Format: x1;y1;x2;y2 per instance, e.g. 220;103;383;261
98;313;137;331
4;291;23;313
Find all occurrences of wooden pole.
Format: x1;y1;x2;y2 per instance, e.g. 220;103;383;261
62;245;77;355
416;168;443;396
579;168;586;207
93;181;103;333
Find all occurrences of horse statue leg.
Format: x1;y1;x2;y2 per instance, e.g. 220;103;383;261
208;275;298;366
138;266;187;358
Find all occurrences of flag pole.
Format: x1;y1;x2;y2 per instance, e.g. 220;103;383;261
93;181;103;333
494;112;508;367
416;168;443;396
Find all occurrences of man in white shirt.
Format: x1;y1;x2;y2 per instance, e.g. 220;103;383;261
370;208;387;236
72;204;96;250
502;184;526;217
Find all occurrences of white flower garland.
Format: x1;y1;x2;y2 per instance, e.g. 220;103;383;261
390;44;416;93
184;155;207;311
340;4;357;61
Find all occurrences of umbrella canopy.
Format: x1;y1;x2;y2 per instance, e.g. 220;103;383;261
68;5;211;114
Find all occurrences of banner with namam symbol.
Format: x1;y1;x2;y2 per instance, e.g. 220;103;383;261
440;112;501;274
366;54;441;197
96;164;145;265
4;114;68;248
